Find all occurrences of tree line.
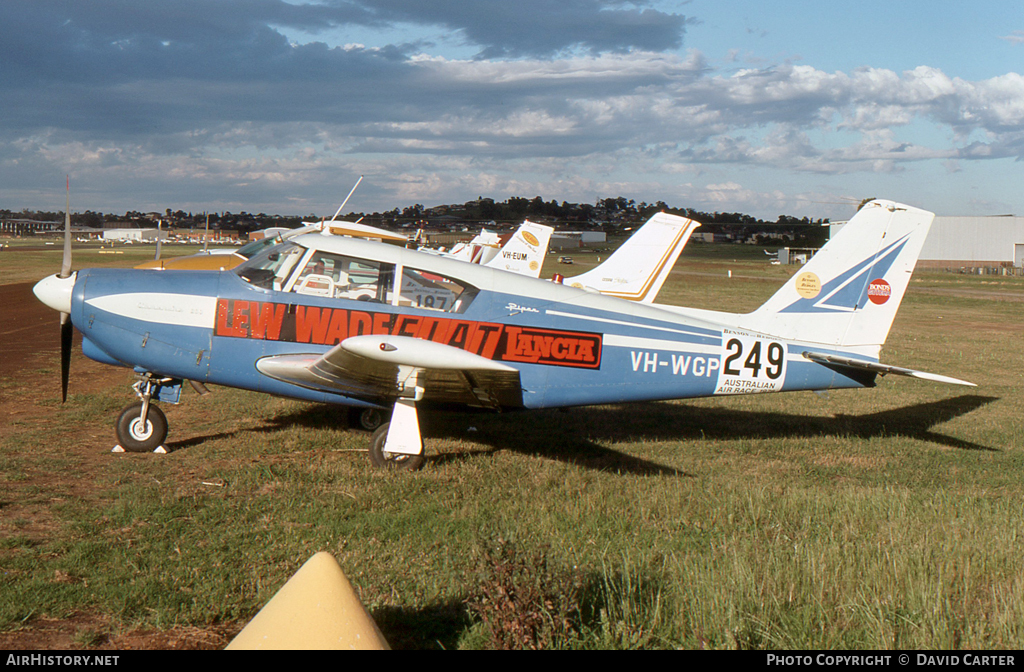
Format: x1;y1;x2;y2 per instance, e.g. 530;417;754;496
3;195;832;246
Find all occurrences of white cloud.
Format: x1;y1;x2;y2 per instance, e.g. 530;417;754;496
2;4;1023;218
999;30;1024;45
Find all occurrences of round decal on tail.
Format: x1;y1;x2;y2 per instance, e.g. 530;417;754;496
795;272;821;299
867;278;891;305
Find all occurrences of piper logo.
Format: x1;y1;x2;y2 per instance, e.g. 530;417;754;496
867;278;891;305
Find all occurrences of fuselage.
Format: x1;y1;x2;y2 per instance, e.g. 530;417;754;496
67;234;873;411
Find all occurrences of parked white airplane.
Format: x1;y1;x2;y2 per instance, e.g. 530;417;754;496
421;221;554;279
33;199;974;470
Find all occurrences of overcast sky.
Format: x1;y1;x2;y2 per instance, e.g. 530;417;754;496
2;0;1022;220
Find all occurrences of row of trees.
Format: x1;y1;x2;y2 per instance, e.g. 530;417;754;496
3;195;832;246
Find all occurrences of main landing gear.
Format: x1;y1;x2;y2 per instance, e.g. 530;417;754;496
354;366;427;470
367;398;425;471
349;407;385;432
114;376;175;453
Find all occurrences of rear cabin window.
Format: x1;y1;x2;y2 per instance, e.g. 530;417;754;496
288;251;396;304
398;267;477;313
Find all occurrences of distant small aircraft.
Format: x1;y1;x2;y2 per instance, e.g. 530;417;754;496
34;199;973;469
418;220;554;278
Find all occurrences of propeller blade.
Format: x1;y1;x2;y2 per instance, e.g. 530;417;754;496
60;177;73;402
60;312;73;403
60;176;72;279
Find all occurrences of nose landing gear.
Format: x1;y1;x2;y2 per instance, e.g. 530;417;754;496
114;376;176;453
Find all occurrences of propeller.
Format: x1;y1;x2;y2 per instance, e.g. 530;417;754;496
33;177;78;402
59;177;73;402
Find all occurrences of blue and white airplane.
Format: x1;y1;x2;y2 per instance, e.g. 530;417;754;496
33;199;973;469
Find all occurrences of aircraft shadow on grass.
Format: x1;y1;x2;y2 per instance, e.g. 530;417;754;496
163;394;998;476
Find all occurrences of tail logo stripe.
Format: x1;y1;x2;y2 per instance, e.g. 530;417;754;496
779;234;909;314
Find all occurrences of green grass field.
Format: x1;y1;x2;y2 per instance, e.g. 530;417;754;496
1;241;1022;649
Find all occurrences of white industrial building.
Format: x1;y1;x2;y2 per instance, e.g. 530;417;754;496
829;215;1024;269
917;216;1024;269
550;230;606;249
102;228;169;242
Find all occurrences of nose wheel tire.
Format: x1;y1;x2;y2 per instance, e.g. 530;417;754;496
368;423;425;471
116;402;168;453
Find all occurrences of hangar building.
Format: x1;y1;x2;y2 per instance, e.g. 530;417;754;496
102;228;168;242
916;216;1024;269
830;215;1024;269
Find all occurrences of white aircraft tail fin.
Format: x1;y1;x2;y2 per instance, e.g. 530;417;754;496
445;229;502;265
484;221;553;278
564;212;699;303
744;200;933;348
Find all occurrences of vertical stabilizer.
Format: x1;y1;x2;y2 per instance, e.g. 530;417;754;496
743;200;933;348
564;212;699;303
445;229;502;265
484;220;553;278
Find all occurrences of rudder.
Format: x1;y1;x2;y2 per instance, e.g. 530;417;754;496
743;200;933;349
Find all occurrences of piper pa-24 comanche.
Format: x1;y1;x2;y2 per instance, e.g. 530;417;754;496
33;199;973;469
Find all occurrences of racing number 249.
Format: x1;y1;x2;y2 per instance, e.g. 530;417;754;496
722;339;784;379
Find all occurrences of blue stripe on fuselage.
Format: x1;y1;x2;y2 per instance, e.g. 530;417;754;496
71;267;872;411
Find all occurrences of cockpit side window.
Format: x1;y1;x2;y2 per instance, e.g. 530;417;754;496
398;267;477;313
234;242;305;291
289;250;396;304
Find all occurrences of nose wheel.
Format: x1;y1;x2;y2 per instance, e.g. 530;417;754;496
114;376;171;453
115;401;168;453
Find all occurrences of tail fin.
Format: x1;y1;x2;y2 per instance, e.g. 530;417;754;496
745;200;933;348
564;212;699;303
445;229;502;264
484;221;553;278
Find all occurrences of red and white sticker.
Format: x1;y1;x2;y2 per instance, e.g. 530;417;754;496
867;278;891;305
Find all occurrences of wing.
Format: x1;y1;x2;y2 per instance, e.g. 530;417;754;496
802;351;976;387
256;335;524;409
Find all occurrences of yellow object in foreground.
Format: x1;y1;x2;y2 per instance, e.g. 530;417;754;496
226;552;389;650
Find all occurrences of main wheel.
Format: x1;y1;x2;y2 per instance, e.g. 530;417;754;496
368;423;425;470
349;407;386;432
115;402;168;453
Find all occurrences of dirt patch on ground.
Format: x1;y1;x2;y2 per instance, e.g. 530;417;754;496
0;282;242;650
0;615;239;650
0;282;65;379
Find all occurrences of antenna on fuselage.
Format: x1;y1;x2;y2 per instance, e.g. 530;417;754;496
323;175;364;230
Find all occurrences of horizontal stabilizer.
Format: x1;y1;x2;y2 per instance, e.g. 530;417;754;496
802;351;976;387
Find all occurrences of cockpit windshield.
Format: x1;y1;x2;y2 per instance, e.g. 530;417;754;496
235;225;318;259
235;235;282;259
234;241;306;291
235;241;478;313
